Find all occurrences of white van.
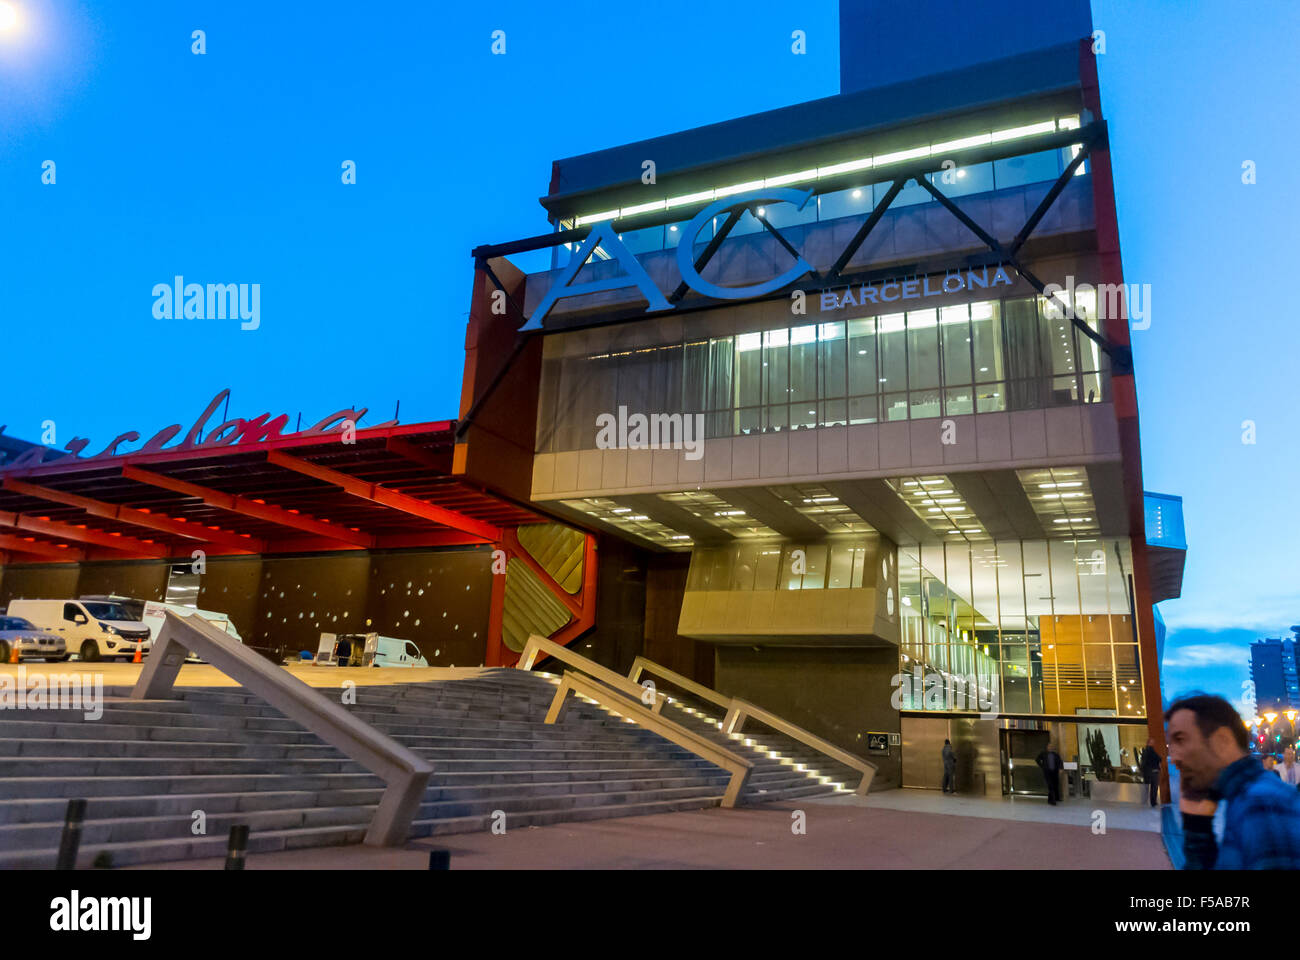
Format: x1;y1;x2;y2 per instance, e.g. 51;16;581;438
140;601;242;663
7;599;153;663
315;632;428;668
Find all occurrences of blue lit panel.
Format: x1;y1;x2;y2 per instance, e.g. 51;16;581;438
1144;492;1186;550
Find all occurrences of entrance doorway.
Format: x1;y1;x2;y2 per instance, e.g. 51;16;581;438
1001;728;1050;796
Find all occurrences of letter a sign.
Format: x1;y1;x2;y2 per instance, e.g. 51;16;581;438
520;221;671;331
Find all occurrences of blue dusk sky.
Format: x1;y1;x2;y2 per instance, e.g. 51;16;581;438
0;1;1295;713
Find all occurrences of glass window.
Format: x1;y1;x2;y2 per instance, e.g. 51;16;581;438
847;316;878;398
940;304;972;386
706;336;734;437
754;546;782;591
802;544;828;589
819;322;846;398
907;309;940;419
877;312;906;399
790;324;819;404
880;177;932;208
994;149;1061;189
763;329;789;432
617;226;664;255
926;161;994;198
819;185;873;222
828;543;854;589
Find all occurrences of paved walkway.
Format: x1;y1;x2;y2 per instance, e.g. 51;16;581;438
124;793;1170;870
0;661;489;689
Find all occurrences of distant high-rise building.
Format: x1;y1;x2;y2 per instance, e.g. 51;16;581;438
1251;629;1300;713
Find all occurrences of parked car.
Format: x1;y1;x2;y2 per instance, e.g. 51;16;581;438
6;599;151;663
0;615;68;663
314;632;428;667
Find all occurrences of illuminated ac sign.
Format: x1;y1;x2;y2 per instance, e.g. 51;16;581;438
521;187;1014;330
0;389;392;474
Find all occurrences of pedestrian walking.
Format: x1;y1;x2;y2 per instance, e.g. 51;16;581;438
941;739;956;794
1140;737;1162;807
1036;742;1063;805
1278;746;1300;788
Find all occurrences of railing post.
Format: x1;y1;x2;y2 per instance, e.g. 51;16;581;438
722;704;743;735
224;824;250;870
55;798;86;870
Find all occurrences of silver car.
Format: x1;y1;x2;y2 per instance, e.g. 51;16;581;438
0;616;68;663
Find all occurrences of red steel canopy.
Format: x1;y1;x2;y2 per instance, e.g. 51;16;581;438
0;422;540;564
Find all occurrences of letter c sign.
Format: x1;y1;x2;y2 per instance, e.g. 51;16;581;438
675;188;814;300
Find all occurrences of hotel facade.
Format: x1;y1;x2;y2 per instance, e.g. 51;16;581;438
0;1;1185;800
455;3;1185;794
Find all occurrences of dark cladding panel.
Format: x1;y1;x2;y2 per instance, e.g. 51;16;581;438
840;0;1093;94
715;645;902;789
257;553;372;660
198;556;264;647
0;564;80;608
367;546;493;665
77;561;168;605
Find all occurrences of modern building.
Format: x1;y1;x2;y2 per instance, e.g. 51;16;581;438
458;0;1186;794
0;1;1186;801
1251;630;1300;714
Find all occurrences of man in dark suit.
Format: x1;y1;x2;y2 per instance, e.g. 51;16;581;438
1036;742;1063;804
1140;737;1163;807
941;739;956;794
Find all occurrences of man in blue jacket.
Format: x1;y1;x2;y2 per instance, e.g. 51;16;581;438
1165;693;1300;869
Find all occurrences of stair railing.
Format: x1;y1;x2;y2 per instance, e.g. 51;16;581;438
544;671;752;808
629;656;877;797
517;634;667;714
132;610;433;846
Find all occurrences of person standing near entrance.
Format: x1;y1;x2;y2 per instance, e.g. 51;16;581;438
1140;738;1163;807
941;739;956;794
1036;742;1063;805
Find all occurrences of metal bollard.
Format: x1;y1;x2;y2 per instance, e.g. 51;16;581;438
224;824;250;870
428;849;450;870
56;799;87;870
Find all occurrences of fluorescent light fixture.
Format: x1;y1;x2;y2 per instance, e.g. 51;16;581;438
818;157;873;177
931;133;993;153
765;168;817;186
873;146;931;166
991;120;1057;143
666;190;715;208
620;199;666;217
715;179;765;197
575;209;619;226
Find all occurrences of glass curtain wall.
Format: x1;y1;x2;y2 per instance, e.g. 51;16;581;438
537;291;1106;454
896;537;1144;720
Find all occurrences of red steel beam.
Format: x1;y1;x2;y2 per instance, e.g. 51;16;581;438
0;509;167;558
121;465;373;548
2;478;264;554
265;451;502;542
0;533;87;561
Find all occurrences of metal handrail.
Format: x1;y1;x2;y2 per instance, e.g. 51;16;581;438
630;655;877;797
544;671;752;808
517;634;666;713
628;655;732;711
132;610;433;846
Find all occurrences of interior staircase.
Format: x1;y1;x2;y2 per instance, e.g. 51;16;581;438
0;668;849;868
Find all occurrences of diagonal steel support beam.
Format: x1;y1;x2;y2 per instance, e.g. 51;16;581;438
825;178;906;281
915;161;1130;374
757;209;822;285
1009;134;1097;257
669;206;745;302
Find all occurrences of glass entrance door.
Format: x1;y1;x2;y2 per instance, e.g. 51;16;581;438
1001;728;1051;796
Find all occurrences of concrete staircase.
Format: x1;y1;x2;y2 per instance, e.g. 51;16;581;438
0;668;843;868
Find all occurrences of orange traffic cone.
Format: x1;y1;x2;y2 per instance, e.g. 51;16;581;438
132;640;143;664
8;641;19;664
